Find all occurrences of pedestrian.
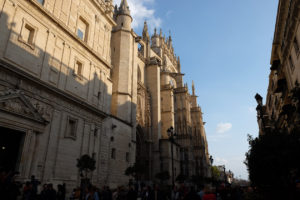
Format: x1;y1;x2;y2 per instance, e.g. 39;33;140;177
6;171;21;200
22;182;34;200
92;186;100;200
197;185;205;200
40;184;48;200
127;185;137;200
184;187;201;200
101;186;113;200
30;175;40;198
70;187;81;200
202;186;216;200
57;184;66;200
171;186;179;200
45;184;57;200
112;188;118;200
153;184;162;200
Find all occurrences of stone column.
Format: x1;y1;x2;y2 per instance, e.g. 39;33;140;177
146;58;161;179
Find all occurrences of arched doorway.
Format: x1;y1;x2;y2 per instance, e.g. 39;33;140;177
136;125;151;182
0;127;25;171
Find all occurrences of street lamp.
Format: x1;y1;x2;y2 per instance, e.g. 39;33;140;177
228;170;232;184
223;165;226;184
209;155;213;165
209;155;214;184
167;126;176;188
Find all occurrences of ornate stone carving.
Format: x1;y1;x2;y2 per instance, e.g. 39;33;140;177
0;89;50;123
136;83;151;127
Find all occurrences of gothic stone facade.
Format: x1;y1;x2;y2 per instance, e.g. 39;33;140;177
256;0;300;135
0;0;210;191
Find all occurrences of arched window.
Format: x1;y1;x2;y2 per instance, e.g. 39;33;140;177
138;66;142;82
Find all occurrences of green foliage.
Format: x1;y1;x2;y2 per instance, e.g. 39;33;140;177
124;162;145;177
211;166;221;180
176;173;187;183
76;154;96;178
245;131;300;191
155;171;170;182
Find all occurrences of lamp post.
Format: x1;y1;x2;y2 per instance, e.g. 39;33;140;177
209;155;213;175
209;155;213;184
228;170;232;184
209;155;213;166
167;126;176;188
223;165;226;184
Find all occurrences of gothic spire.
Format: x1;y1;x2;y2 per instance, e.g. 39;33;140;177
119;0;130;15
113;4;118;18
168;31;173;48
153;28;157;37
142;21;150;42
177;56;181;72
192;81;195;96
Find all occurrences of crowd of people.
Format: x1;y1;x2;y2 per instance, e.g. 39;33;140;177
1;168;252;200
0;169;66;200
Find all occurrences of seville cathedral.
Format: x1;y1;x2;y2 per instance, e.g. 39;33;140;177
0;0;211;191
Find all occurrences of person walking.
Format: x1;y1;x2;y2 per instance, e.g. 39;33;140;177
202;186;216;200
22;182;34;200
126;185;137;200
197;186;205;200
45;184;57;200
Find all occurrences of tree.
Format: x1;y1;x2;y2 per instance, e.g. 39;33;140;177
211;166;221;182
245;131;300;198
125;162;145;181
155;171;170;184
76;154;96;180
176;173;187;184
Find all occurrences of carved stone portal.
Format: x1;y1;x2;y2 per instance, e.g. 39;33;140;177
0;89;50;124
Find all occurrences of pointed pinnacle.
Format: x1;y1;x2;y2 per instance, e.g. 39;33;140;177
192;81;195;95
119;0;130;15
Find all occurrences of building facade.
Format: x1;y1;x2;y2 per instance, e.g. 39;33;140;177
0;0;210;191
256;0;300;135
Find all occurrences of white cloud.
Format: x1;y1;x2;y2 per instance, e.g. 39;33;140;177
114;0;162;29
207;133;230;142
216;122;232;134
214;157;229;165
248;106;256;113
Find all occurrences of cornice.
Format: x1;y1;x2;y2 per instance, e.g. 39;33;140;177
112;28;136;38
26;0;112;70
0;59;108;119
89;0;117;26
112;91;132;98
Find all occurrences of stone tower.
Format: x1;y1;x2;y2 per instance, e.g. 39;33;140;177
111;0;134;122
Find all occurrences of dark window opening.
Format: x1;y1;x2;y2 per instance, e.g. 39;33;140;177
67;118;77;138
111;148;116;159
126;152;130;162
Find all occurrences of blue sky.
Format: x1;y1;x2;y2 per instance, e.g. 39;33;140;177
115;0;279;179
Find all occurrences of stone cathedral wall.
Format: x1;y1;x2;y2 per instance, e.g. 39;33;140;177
0;0;134;192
